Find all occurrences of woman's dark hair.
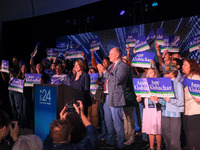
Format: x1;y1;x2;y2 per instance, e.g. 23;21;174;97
75;59;87;71
184;59;200;76
173;58;183;70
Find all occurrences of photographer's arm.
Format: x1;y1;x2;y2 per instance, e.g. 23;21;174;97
9;121;19;142
73;101;91;127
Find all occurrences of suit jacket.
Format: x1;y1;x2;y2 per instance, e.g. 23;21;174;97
104;59;129;107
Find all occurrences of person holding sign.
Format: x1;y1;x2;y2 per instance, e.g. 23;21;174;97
160;64;184;150
136;68;162;150
155;43;171;73
182;59;200;149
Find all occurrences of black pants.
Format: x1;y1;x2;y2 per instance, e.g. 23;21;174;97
183;115;200;150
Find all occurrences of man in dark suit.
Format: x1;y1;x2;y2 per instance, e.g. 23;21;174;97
97;47;129;149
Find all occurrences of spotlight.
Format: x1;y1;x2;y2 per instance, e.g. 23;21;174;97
120;10;125;16
152;1;158;7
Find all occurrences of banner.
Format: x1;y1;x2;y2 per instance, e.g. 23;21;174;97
89;73;99;95
161;36;180;53
133;78;150;97
146;29;156;49
135;35;150;53
133;77;174;97
189;35;200;52
131;51;155;68
0;60;9;73
184;78;200;99
24;73;41;87
156;28;164;46
90;39;100;51
32;42;40;57
126;33;137;48
46;48;58;60
8;78;24;93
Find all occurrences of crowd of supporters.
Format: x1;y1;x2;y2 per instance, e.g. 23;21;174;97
0;43;200;150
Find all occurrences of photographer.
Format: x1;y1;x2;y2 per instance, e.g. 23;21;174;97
0;110;19;150
43;100;98;150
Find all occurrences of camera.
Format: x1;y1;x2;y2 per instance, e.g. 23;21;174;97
10;122;15;128
65;100;80;112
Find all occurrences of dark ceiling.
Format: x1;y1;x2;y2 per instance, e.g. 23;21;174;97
1;0;200;62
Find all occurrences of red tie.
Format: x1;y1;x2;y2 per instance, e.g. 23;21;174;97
104;63;115;91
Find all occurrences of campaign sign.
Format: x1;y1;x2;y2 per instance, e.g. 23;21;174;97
147;77;174;97
156;28;164;46
189;36;200;52
184;78;200;99
135;35;150;53
46;48;58;60
133;78;150;97
8;78;24;93
126;33;137;48
160;36;169;52
146;29;156;49
90;39;100;51
1;60;9;73
65;49;83;59
32;42;40;57
24;73;41;87
89;73;99;95
51;76;62;85
161;36;180;53
56;41;68;49
131;51;155;68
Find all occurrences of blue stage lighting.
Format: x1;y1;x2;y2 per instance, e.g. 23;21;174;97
120;10;125;16
152;2;158;7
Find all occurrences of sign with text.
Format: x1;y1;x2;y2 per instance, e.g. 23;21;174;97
189;35;200;52
184;78;200;99
146;29;156;49
126;33;138;48
133;77;174;97
161;36;180;53
24;73;41;87
131;51;155;68
90;39;100;51
8;78;24;93
135;35;150;53
156;28;164;46
0;60;9;73
65;49;83;59
133;78;150;97
46;48;58;60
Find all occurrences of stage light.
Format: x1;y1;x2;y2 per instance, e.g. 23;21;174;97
152;1;158;7
120;10;125;16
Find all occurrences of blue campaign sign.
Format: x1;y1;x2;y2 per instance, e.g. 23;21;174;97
135;35;150;53
89;73;99;94
126;33;138;48
133;78;150;97
1;60;9;73
131;51;155;68
156;28;164;46
146;29;156;48
184;78;200;98
34;85;57;141
24;73;41;87
90;39;100;51
147;77;174;97
189;35;200;52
